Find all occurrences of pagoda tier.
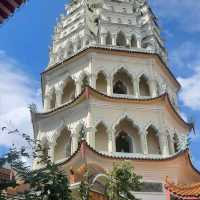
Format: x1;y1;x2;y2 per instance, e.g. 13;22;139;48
56;140;200;200
0;0;26;24
48;0;167;67
31;86;191;167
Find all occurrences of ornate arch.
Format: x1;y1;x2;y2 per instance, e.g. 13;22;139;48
112;113;140;132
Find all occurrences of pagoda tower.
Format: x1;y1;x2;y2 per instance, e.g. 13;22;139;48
31;0;200;199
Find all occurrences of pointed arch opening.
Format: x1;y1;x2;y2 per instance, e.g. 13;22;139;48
115;117;141;153
139;75;150;97
105;32;112;45
141;36;154;50
81;74;89;91
77;38;82;50
54;128;72;161
131;35;137;47
50;88;56;109
62;77;76;104
113;69;134;95
95;122;108;152
68;42;74;56
116;31;126;47
146;126;161;155
96;71;107;94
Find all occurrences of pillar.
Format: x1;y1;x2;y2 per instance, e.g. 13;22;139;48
149;79;157;98
101;34;106;45
159;134;168;156
76;80;82;96
112;34;116;46
55;81;64;107
126;37;131;48
141;133;148;154
71;132;78;154
90;74;97;89
137;38;142;48
133;78;139;98
49;142;56;162
107;75;113;96
44;95;51;111
108;129;114;153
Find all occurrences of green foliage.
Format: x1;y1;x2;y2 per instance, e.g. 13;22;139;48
105;162;143;200
0;128;72;200
79;170;92;200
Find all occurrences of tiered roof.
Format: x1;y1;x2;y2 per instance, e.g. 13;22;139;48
0;0;26;24
165;177;200;200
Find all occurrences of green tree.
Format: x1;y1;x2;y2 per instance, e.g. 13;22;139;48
0;128;72;200
105;162;143;200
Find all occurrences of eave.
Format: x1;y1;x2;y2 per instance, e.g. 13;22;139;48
0;0;26;24
57;140;200;178
165;177;200;199
31;86;192;130
41;45;181;92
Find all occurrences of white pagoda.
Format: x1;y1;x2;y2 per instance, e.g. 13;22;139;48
31;0;200;199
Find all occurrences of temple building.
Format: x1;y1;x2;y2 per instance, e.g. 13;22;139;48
31;0;200;199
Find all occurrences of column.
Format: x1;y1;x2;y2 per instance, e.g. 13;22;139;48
101;34;106;45
86;111;95;148
44;95;51;111
71;132;78;154
90;74;97;89
112;34;116;46
108;129;114;153
107;75;113;96
159;134;168;156
126;37;131;48
140;133;148;154
49;142;56;162
149;79;157;98
137;38;142;48
76;80;82;96
55;81;64;107
133;78;139;98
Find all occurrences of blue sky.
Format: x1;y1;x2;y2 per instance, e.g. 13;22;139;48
0;0;200;169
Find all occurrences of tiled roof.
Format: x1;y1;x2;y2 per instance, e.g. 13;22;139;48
31;86;192;130
57;140;200;177
0;0;26;24
165;177;200;199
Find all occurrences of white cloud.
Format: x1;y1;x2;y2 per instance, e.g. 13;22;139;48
149;0;200;33
178;67;200;110
0;51;41;147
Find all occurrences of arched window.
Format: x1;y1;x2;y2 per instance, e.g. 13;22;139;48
62;77;76;104
113;80;127;94
131;35;137;47
115;117;141;153
81;75;89;91
77;38;82;50
173;133;179;153
139;75;150;97
68;43;74;55
141;36;154;50
95;122;108;152
146;126;161;155
54;128;72;161
113;69;134;95
96;72;107;94
116;131;132;153
50;89;56;109
116;31;126;47
105;32;112;45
